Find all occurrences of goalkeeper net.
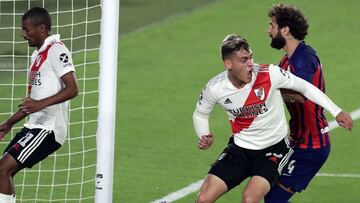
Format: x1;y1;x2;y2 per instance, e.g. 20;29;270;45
0;0;101;202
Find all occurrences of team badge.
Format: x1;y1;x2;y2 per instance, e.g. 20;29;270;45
59;53;69;63
254;87;265;100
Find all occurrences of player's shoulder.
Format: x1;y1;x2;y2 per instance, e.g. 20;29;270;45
47;40;73;64
252;64;274;77
292;43;320;65
258;63;290;79
49;40;71;54
200;71;228;101
206;71;228;88
254;64;270;72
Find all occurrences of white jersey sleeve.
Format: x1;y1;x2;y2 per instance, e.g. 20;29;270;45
49;44;75;78
193;84;216;138
269;64;342;117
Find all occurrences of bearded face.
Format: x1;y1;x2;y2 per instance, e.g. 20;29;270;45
270;31;286;50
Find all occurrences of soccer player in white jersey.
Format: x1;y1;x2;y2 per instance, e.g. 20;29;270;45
0;7;78;202
193;34;352;203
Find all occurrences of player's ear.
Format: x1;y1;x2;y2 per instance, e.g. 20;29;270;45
280;26;290;36
39;24;47;33
223;59;232;70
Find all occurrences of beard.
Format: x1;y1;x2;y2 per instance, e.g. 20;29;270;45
270;33;286;50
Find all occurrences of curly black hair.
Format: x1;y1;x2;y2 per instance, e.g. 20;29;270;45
268;3;308;40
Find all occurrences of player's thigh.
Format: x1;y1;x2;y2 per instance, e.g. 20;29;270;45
197;174;228;203
0;153;18;176
209;145;251;191
242;176;271;202
5;128;61;169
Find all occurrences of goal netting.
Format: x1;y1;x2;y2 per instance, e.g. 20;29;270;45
0;0;103;202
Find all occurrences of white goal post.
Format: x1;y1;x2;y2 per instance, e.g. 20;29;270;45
95;0;119;202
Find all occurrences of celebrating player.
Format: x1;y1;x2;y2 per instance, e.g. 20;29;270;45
193;34;352;203
0;7;78;202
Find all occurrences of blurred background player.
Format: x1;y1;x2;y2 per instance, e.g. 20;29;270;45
0;7;78;203
265;3;352;203
193;34;352;203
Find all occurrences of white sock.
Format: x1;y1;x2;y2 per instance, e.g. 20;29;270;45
0;193;14;203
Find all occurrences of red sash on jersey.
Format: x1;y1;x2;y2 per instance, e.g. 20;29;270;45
230;65;271;134
28;44;52;95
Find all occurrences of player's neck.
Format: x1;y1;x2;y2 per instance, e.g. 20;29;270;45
283;39;301;58
227;74;246;89
36;33;51;50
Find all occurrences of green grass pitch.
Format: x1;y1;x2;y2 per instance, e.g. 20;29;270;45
117;0;360;202
0;0;359;202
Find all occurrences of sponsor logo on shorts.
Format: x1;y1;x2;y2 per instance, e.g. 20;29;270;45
218;153;227;161
13;143;20;151
266;152;284;164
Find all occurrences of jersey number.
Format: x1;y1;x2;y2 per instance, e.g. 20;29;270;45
287;160;296;174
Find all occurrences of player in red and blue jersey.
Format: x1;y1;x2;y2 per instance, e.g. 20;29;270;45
279;43;330;149
265;4;353;203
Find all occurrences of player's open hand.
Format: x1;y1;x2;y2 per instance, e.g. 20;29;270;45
335;111;353;131
198;134;214;150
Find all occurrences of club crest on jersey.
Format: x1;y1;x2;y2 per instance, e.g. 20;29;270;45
254;87;265;100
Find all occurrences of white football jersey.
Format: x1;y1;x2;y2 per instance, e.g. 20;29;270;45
193;64;341;150
24;34;75;145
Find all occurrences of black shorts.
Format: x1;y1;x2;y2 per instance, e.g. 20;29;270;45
209;137;293;191
4;127;62;169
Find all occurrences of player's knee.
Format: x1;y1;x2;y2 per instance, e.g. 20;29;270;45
242;192;261;203
0;156;18;177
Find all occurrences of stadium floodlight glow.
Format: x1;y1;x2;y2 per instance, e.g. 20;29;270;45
0;0;118;202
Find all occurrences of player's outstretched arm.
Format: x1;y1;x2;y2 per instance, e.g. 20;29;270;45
335;111;353;131
282;71;353;131
271;65;353;132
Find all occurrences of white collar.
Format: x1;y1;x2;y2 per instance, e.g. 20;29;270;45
226;71;252;90
37;34;60;52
